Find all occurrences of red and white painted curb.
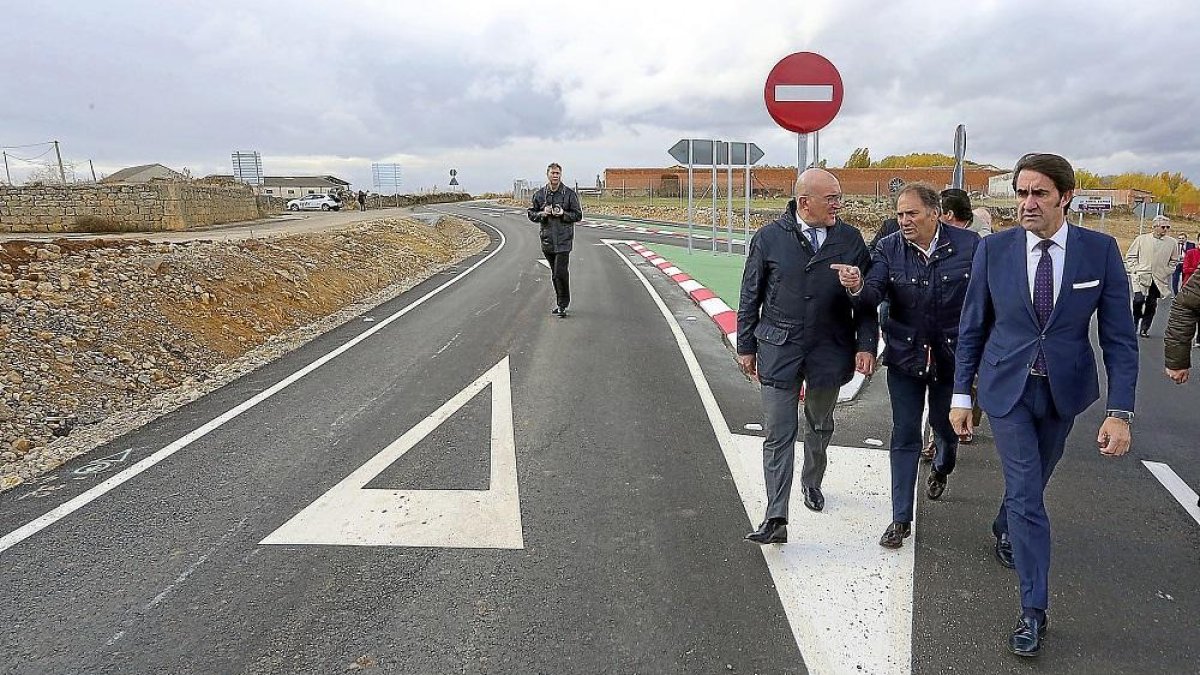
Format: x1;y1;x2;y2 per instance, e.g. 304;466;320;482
628;243;738;347
626;242;871;403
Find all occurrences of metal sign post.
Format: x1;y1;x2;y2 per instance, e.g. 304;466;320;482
727;148;734;254
670;139;763;256
711;143;718;254
687;140;694;253
745;156;751;256
951;124;967;190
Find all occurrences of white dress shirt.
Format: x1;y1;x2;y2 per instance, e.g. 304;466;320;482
798;218;825;249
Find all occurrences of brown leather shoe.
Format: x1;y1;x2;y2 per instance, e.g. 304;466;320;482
879;522;911;549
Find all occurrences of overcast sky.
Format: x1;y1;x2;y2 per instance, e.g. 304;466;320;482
3;1;1197;194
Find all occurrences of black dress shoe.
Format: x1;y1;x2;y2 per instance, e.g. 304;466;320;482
995;532;1015;569
1008;614;1047;657
551;306;562;315
920;440;936;462
878;521;911;549
557;307;568;318
926;470;947;500
802;486;824;512
1138;330;1150;338
745;518;787;544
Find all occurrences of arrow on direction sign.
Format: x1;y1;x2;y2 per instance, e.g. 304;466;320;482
260;357;523;549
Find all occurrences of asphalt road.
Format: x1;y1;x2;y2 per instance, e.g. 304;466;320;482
1;202;1196;674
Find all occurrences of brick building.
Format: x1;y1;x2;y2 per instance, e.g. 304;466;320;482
604;166;1008;198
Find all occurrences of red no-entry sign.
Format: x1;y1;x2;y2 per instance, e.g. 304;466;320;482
764;52;844;134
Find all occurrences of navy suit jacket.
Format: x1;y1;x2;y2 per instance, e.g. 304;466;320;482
954;225;1138;418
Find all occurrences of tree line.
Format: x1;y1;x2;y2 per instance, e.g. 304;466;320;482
843;148;1198;208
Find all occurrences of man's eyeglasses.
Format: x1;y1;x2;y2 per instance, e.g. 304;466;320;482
802;194;843;205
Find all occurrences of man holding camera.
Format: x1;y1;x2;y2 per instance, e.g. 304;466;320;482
528;162;583;317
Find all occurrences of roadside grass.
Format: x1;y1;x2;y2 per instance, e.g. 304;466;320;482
635;240;747;309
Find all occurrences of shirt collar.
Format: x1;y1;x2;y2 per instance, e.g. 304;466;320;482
1026;222;1070;253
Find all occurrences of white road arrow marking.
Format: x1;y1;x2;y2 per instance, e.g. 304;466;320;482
1143;461;1200;526
260;357;523;549
774;84;834;102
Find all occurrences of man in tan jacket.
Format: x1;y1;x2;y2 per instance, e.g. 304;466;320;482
1126;215;1179;337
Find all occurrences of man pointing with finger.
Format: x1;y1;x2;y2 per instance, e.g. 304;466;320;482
834;183;979;550
950;153;1138;657
737;168;877;545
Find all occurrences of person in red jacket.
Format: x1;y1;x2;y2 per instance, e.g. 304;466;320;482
1182;238;1200;347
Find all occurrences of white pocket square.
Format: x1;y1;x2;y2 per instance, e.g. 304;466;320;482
1072;280;1100;289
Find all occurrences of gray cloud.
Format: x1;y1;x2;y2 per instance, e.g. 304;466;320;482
2;0;1197;192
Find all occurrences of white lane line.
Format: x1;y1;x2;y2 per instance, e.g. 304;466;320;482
536;259;550;269
1142;461;1200;526
603;239;911;675
0;219;508;556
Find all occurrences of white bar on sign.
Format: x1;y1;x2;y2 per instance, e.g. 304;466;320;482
775;84;834;103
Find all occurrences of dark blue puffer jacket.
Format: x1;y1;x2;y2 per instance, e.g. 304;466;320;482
853;224;980;381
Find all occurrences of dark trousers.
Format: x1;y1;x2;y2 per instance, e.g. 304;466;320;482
760;382;839;521
887;369;957;523
989;376;1075;611
544;250;571;310
1133;281;1162;332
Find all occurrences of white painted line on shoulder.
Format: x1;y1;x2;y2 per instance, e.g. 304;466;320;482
0;218;508;556
1142;461;1200;526
536;259;550;269
605;241;912;675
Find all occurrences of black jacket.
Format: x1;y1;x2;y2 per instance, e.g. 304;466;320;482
527;184;583;253
737;200;877;389
853;224;980;380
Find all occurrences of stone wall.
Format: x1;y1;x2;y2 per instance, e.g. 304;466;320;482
0;181;263;233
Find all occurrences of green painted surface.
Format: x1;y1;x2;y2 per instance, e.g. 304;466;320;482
638;241;747;310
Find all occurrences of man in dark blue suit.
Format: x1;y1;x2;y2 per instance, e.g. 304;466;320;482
950;153;1138;657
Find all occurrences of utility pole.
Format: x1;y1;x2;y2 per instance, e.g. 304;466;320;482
88;159;97;182
2;151;10;184
53;140;66;183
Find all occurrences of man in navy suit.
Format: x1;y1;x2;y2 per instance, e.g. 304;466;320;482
950;153;1138;657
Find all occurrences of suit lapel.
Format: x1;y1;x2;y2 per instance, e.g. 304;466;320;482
1046;226;1082;327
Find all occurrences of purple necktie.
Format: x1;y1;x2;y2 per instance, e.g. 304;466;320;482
1033;239;1054;372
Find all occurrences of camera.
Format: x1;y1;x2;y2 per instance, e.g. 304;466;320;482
552;205;564;216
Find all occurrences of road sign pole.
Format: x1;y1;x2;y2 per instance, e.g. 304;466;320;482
727;157;734;254
813;131;820;167
687;140;694;254
745;158;751;257
711;144;718;254
797;133;808;183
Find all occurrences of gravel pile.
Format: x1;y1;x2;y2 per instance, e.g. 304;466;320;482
0;216;487;491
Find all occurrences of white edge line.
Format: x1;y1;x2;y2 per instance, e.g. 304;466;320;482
1142;461;1200;526
0;215;507;555
604;240;835;673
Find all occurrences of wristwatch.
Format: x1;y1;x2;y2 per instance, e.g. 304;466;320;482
1105;410;1135;425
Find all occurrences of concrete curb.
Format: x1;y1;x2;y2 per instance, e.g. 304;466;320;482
627;242;869;403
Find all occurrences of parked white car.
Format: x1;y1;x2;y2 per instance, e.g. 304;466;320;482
287;194;342;211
